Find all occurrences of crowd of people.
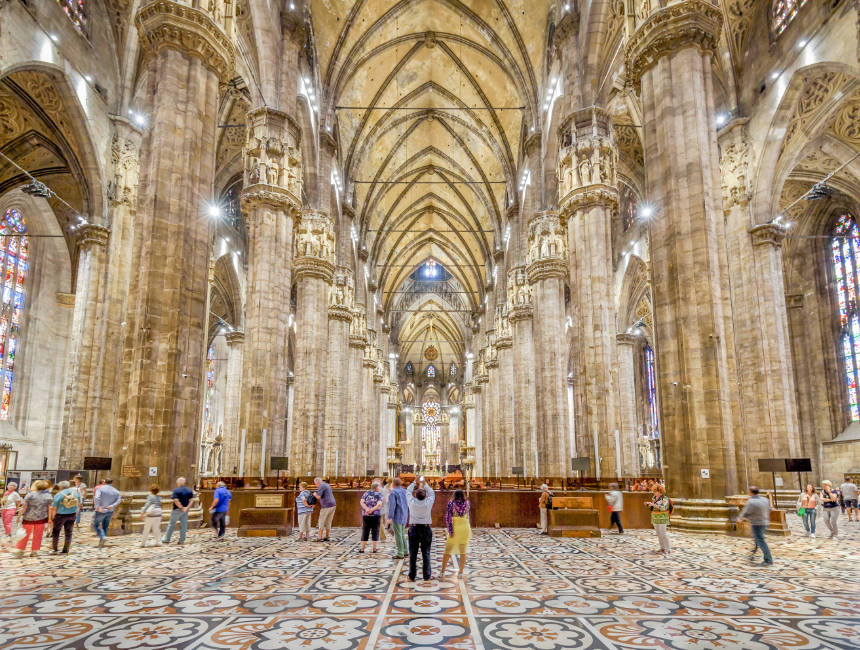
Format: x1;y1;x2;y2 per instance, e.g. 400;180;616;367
1;473;856;573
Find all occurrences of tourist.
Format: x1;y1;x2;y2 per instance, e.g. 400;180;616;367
140;485;163;547
71;475;87;529
12;479;52;557
386;477;409;559
209;481;232;540
1;481;21;537
645;483;671;554
314;476;336;542
359;480;383;553
295;482;314;541
406;476;435;582
538;484;551;534
840;476;858;522
606;482;624;534
738;486;773;566
92;477;121;548
50;480;79;554
797;484;819;537
440;489;471;579
820;480;840;538
379;478;390;542
163;477;194;545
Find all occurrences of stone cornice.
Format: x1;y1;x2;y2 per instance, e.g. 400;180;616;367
76;224;110;249
508;303;534;322
362;357;377;369
348;334;367;348
294;255;335;282
485;358;499;369
625;0;722;90
240;184;300;212
527;257;567;283
495;335;513;349
560;186;619;217
749;223;787;248
616;332;640;346
225;330;245;345
328;305;353;322
135;1;234;83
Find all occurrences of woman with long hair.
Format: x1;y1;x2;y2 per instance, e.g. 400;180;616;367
440;489;471;579
797;483;819;538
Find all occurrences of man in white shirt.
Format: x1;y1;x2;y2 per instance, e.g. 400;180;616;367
406;477;435;582
840;477;859;522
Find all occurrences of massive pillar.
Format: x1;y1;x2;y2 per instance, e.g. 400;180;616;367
346;306;367;474
323;267;354;475
616;333;641;476
117;1;232;489
558;107;619;477
222;330;244;474
627;0;740;504
60;224;110;468
239;107;302;473
720;120;801;486
495;307;515;475
290;212;335;475
527;211;569;476
508;267;539;476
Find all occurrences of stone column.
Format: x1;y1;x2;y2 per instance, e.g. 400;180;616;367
60;224;110;468
527;211;569;476
478;347;491;476
484;343;499;476
616;333;641;476
222;330;244;474
508;267;539;476
346;306;367;474
324;267;354;476
239;107;302;474
472;381;484;476
290;212;336;475
627;0;740;503
360;328;378;473
117;1;232;490
558;107;620;478
495;315;515;474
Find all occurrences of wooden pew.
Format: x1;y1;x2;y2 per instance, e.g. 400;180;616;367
548;496;601;537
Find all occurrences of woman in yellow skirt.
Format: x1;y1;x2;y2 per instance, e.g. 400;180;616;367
440;489;471;579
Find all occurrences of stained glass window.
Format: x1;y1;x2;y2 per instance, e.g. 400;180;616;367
449;363;457;376
426;364;436;378
405;361;414;375
620;185;638;232
0;209;28;420
202;344;217;433
56;1;89;36
773;0;807;35
644;343;659;440
832;213;860;421
421;400;441;467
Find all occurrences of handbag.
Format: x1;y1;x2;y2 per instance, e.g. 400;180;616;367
797;507;806;517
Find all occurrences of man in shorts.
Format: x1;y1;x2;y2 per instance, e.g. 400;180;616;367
840;477;858;522
314;477;336;542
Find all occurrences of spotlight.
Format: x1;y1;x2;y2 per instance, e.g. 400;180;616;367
770;71;780;81
805;182;832;201
21;179;52;198
207;204;222;219
49;33;59;43
84;74;93;83
715;112;728;127
638;204;655;220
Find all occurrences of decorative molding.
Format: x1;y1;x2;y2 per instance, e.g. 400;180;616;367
294;211;336;282
328;266;354;322
108;118;142;208
718;118;751;211
225;330;245;345
76;224;110;250
135;0;234;83
616;332;640;346
507;266;533;322
626;0;723;90
242;106;302;206
527;210;567;282
558;108;619;216
749;222;788;248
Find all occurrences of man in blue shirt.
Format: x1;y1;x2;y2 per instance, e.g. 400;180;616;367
50;480;79;554
209;481;231;540
163;477;195;545
386;477;409;559
314;477;336;542
92;478;122;548
406;477;435;582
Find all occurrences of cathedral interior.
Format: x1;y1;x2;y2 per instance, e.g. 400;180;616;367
1;1;860;648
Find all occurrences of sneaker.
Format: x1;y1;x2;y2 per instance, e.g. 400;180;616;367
811;533;816;538
358;549;365;554
98;538;106;548
60;549;69;554
161;539;169;545
761;561;773;566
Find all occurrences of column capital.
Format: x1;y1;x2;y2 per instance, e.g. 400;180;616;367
135;0;234;83
225;330;245;345
719;118;752;212
75;223;110;250
616;332;640;346
527;210;568;282
558;108;619;216
328;266;355;322
749;222;788;248
349;306;368;347
242;106;302;210
626;0;722;90
507;266;533;321
294;210;336;282
108;117;143;208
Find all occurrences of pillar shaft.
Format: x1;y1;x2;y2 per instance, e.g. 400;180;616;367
117;2;231;490
508;267;539;476
627;0;739;498
323;267;354;476
559;107;620;477
616;333;641;476
222;331;244;474
290;212;336;475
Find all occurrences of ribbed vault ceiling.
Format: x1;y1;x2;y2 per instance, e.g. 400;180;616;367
312;0;549;363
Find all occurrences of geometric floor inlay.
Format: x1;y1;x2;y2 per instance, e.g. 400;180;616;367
1;513;858;648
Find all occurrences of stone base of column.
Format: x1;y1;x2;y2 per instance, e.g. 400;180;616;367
669;499;738;534
118;492;204;535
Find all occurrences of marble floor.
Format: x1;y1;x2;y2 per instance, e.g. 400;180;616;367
0;515;859;649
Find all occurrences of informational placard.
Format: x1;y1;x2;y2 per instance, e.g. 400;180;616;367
700;468;710;479
149;467;158;477
255;494;284;508
121;465;141;478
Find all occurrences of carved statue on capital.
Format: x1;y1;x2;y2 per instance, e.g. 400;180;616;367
718;119;751;212
328;267;355;321
527;211;568;282
349;306;368;347
495;305;513;346
108;120;142;209
243;107;302;206
557;108;619;215
507;266;534;321
294;212;336;281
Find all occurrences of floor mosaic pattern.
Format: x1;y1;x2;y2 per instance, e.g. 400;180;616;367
1;515;858;648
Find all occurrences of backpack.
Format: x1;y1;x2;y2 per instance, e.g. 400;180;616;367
667;498;674;514
546;494;553;510
306;493;318;506
62;491;79;509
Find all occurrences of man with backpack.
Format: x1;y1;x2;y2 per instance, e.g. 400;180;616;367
50;480;79;554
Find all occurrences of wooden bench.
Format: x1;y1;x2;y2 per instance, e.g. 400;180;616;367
548;496;601;537
236;507;294;537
